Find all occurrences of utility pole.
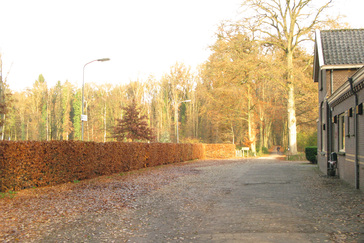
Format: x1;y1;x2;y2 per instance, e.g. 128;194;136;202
81;58;110;141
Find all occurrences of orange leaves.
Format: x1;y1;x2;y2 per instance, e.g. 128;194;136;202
0;141;208;192
0;141;233;192
204;144;236;159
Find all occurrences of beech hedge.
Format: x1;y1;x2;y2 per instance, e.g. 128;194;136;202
0;141;235;192
204;144;236;159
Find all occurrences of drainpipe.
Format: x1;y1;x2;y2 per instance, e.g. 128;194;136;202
330;69;334;95
348;77;359;189
327;101;332;170
328;70;333;164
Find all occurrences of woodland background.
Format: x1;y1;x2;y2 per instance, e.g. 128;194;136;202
1;18;330;153
0;23;318;153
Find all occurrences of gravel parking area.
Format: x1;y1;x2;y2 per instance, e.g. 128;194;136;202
127;159;363;242
1;158;363;242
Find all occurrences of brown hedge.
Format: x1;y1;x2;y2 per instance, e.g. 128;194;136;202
204;144;236;159
0;141;234;192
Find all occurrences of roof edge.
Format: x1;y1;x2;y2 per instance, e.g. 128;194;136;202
321;64;364;70
315;29;325;67
328;82;350;105
351;65;364;80
320;28;364;32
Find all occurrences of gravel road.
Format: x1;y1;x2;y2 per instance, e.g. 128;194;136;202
127;158;364;242
2;157;363;242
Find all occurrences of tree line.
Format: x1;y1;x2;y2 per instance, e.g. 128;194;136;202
0;36;316;153
1;0;342;153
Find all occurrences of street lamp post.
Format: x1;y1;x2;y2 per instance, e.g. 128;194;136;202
176;99;191;143
82;58;110;141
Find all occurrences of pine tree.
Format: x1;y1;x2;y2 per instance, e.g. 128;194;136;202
113;101;155;142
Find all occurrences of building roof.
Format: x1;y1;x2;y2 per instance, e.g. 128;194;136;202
320;29;364;66
313;29;364;82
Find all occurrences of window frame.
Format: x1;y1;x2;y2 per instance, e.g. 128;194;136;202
338;112;345;152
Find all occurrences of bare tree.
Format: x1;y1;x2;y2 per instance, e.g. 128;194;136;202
240;0;332;154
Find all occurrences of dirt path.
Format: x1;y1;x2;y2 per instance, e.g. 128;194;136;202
1;158;363;242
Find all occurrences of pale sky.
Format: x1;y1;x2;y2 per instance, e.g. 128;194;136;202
1;0;363;91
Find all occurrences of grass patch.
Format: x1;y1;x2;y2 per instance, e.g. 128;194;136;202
286;152;307;161
0;190;17;199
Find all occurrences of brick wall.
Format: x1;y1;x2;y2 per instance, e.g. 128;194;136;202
326;69;358;96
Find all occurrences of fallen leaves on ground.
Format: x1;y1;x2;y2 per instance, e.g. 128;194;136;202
0;160;215;242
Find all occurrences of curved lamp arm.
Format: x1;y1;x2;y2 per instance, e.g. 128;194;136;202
81;58;110;140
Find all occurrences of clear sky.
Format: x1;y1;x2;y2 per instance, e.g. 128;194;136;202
1;0;363;91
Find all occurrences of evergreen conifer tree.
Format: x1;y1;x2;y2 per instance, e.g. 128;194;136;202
113;100;155;142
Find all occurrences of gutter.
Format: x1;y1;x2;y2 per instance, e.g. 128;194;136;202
348;77;359;189
321;64;364;70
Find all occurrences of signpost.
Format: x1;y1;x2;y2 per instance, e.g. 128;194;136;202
242;147;249;158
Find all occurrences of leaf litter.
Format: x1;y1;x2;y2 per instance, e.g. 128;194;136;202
0;160;212;242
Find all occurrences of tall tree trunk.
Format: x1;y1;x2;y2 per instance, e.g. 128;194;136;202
259;105;263;152
194;95;199;139
264;121;271;149
174;102;178;143
247;86;256;154
287;51;297;154
158;108;162;141
247;109;256;154
26;120;29;140
231;121;234;144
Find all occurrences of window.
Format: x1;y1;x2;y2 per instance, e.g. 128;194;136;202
338;113;345;152
346;110;350;138
320;103;324;151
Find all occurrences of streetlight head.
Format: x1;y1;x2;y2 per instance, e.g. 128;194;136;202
97;58;110;62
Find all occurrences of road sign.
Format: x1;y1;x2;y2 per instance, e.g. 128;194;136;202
242;147;249;157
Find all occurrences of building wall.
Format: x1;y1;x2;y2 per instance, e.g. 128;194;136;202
318;68;362;183
317;100;329;174
326;69;357;96
331;96;356;186
317;70;328;174
330;83;364;189
358;91;364;189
